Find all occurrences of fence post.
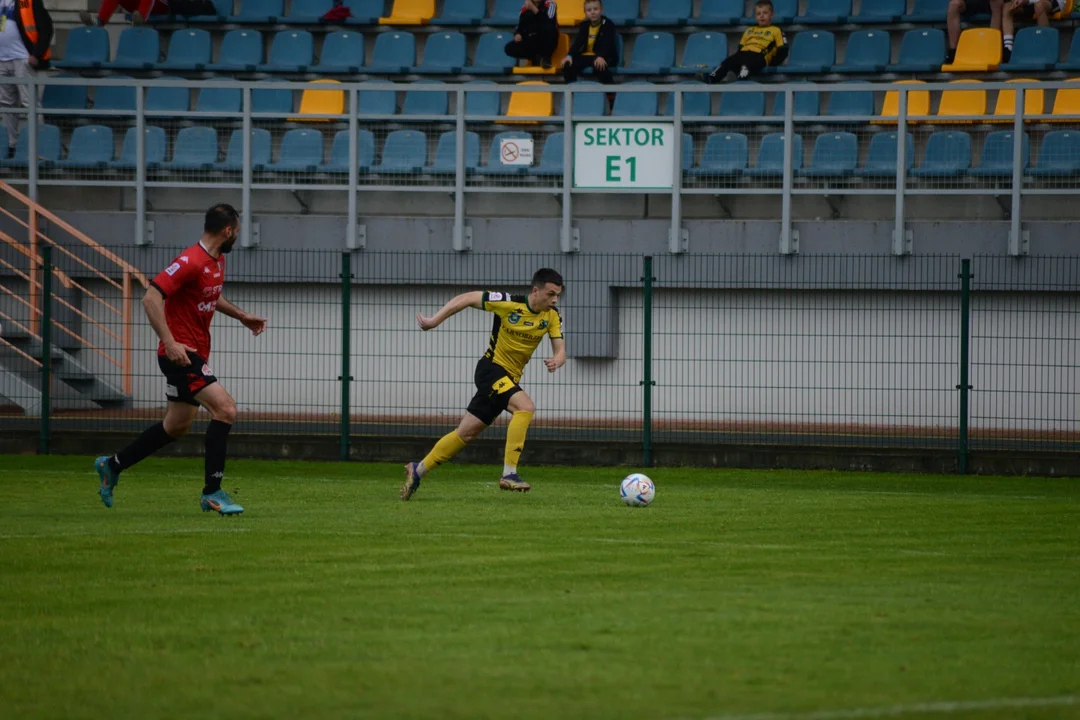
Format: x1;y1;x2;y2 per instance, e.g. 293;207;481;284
957;258;973;474
39;245;52;455
339;252;353;461
641;255;654;467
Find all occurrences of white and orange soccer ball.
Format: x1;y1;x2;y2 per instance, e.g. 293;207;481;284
620;473;655;507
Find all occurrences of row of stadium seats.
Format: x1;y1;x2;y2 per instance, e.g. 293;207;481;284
56;25;1080;75
6;123;1078;178
142;0;1072;29
38;78;1080;123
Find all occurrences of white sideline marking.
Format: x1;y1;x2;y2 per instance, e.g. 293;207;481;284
0;528;250;540
698;694;1080;720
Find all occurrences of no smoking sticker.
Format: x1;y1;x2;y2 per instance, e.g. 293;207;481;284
499;138;534;166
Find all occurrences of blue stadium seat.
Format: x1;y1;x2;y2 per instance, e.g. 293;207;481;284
1028;130;1080;177
1002;27;1059;72
854;132;915;178
267;128;324;172
343;0;383;24
772;86;820;118
322;129;376;174
228;0;283;24
910;131;972;178
831;30;890;74
434;0;485;25
164;126;219;171
624;33;675;75
471;31;515;74
0;124;60;168
414;32;466;73
312;32;364;74
259;30;314;73
603;0;641;25
107;126;166;170
215;128;272;171
286;0;334;23
780;31;834;75
402;81;449;118
195;87;242;115
477;131;533;175
187;0;231;22
368;32;416;74
425;130;481;174
207;30;263;73
373;129;428;174
1058;32;1080;70
486;0;523;25
93;78;136;114
902;0;946;23
56;125;113;170
529;132;564;177
465;81;500;116
158;29;211;71
687;132;748;177
675;32;726;75
798;0;851;24
643;0;691;26
104;27;160;71
42;77;88;112
745;133;802;177
146;82;191;113
252;82;293;114
692;0;744;25
848;0;904;22
759;0;796;23
889;29;945;74
612;86;659;117
717;82;765;120
969;131;1029;178
665;81;711;117
825;86;875;121
798;132;858;178
55;27;109;69
681;133;694;172
570;82;607;118
359;86;398;117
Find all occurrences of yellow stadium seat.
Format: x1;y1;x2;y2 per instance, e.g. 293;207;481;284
1049;78;1080;123
513;34;572;75
1054;0;1075;18
379;0;434;25
935;80;986;124
991;79;1045;123
941;28;1002;72
873;80;931;125
295;79;344;122
506;81;553;124
559;4;586;26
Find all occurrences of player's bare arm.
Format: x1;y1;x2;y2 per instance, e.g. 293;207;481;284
143;286;194;366
544;337;566;373
216;296;267;336
416;291;484;331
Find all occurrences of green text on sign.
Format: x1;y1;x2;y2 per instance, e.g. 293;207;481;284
574;122;675;190
583;127;666;148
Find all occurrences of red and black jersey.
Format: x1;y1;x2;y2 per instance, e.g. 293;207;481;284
149;242;225;359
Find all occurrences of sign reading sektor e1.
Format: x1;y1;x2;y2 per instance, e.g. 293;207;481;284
574;122;675;190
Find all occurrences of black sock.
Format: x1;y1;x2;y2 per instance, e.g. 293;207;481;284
202;419;232;495
111;422;176;474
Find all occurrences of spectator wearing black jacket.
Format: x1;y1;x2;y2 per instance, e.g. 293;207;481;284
504;0;559;68
562;0;618;84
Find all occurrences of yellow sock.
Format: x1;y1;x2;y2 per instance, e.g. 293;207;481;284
421;431;468;475
504;411;534;472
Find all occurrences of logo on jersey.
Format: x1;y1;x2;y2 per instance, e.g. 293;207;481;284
180;255;189;263
165;262;181;276
488;292;504;302
507;312;521;325
203;267;211;275
202;284;223;297
202;364;214;377
539;320;549;329
524;321;534;327
196;301;217;313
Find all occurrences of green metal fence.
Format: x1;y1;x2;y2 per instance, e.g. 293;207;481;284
5;249;1077;468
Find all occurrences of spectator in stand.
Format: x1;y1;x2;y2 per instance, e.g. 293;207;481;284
81;0;170;26
703;0;788;83
1002;0;1071;62
0;0;52;157
562;0;618;84
946;0;1004;64
504;0;559;69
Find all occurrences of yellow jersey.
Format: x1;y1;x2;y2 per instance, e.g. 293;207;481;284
738;25;786;65
481;291;563;382
583;22;601;56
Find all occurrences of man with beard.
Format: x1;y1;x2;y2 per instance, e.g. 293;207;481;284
94;204;267;515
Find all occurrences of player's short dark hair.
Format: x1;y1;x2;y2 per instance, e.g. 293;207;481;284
532;268;564;289
204;203;240;234
754;0;774;9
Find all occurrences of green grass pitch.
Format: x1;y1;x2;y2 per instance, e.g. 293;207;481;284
1;455;1079;720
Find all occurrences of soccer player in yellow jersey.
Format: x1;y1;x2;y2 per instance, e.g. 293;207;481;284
402;269;566;500
704;0;789;84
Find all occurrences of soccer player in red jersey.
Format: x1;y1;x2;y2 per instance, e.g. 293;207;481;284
94;204;266;515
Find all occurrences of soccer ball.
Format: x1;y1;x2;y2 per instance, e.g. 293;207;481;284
620;473;655;507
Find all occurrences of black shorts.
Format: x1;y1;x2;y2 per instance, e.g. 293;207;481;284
466;358;522;426
962;0;992;15
158;351;218;406
1015;0;1065;17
